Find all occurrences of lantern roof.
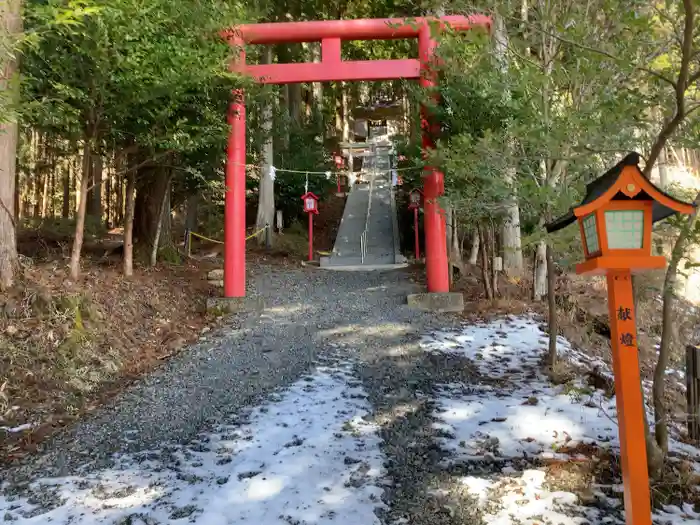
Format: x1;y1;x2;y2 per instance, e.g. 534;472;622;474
301;191;319;200
546;152;695;233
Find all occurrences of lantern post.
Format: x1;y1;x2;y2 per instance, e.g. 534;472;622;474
302;192;320;261
334;154;344;194
408;188;424;260
546;152;695;525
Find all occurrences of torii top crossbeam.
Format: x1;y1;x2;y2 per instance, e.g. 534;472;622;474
226;15;491;44
222;16;491;84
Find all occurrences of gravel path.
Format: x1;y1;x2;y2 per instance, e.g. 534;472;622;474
2;263;650;525
355;337;483;525
2;263;457;487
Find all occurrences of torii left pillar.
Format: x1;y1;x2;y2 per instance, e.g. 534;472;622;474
208;36;263;313
224;36;247;299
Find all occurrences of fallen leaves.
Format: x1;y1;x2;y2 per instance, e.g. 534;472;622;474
0;259;214;465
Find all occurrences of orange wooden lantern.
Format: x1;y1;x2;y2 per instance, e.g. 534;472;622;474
547;152;695;274
546;152;695;525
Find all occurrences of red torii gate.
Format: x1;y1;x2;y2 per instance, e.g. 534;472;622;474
221;15;491;298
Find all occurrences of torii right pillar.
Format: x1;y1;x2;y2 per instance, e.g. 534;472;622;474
407;22;464;312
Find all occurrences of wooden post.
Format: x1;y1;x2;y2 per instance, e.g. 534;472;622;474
687;345;700;443
414;207;420;260
265;223;272;250
184;228;191;258
606;270;652;525
308;212;314;261
276;210;283;234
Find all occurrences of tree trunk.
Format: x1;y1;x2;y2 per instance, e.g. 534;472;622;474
288;43;303;127
185;193;199;232
105;160;112;228
644;402;665;479
468;230;479;264
0;0;20;289
342;82;350;142
448;208;464;287
21;173;30;218
446;205;454;260
116;175;124;225
451;211;461;260
150;174;172;267
32;137;40;217
653;191;700;456
69;143;91;281
62;154;71;217
546;242;557;367
73;153;80;217
40;171;49;218
501;190;524;278
657;147;669;188
335;83;343;136
311;42;323;131
479;224;493;300
123;169;136;277
276;60;290;152
533;239;547;300
115;151;125;225
49;147;57;217
87;152;102;221
289;82;302;126
160;179;171;246
256;48;275;246
13;158;20;221
493;13;524;279
134;163;171;249
489;224;498;297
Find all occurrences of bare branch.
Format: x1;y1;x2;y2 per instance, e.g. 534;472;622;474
521;23;678;89
506;43;543;71
645;0;696;174
677;0;695;99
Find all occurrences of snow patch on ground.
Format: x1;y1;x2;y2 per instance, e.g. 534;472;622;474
421;317;546;381
433;382;617;461
0;365;386;525
461;469;607;525
421;316;700;525
0;423;34;434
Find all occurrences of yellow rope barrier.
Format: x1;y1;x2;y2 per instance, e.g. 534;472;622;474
245;226;269;241
186;226;269;257
189;231;224;244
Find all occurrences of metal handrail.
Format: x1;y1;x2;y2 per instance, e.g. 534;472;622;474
360;230;367;263
359;165;376;264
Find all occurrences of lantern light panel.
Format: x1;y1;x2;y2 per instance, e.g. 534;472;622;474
582;214;599;254
305;197;315;211
605;210;644;249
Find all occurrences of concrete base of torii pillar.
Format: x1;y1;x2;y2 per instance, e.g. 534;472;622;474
406;292;464;313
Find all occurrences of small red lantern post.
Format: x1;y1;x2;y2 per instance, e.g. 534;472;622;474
301;192;320;261
334;155;344;193
547;153;695;525
408;188;424;260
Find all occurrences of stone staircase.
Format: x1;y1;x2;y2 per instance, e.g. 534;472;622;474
321;142;405;269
